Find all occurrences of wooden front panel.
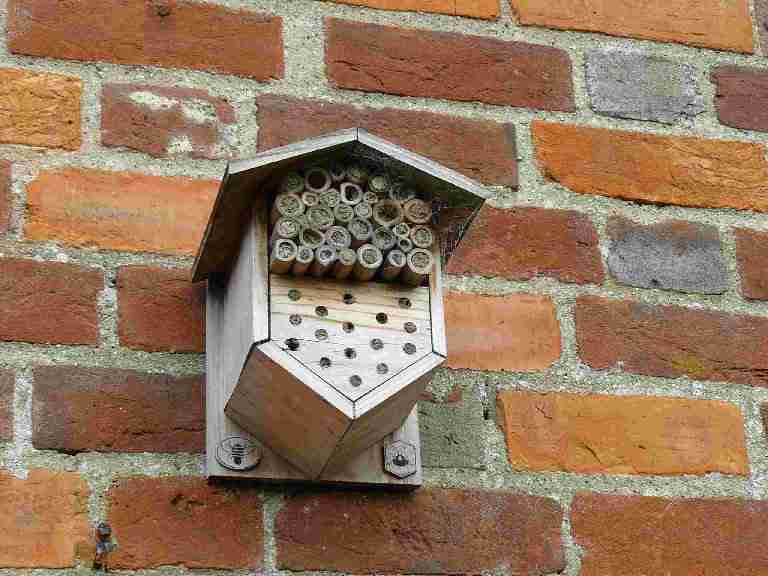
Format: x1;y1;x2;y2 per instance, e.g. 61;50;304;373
270;274;433;402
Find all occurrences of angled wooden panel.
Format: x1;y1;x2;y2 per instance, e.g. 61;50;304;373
226;341;354;478
324;352;444;473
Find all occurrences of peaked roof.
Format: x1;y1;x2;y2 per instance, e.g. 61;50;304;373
192;128;490;282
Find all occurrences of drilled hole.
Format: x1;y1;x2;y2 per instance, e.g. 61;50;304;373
343;321;355;333
398;297;411;309
345;348;357;359
320;357;331;368
377;363;389;375
316;306;328;317
289;314;302;326
350;375;362;387
286;338;300;351
343;293;356;305
376;312;388;324
288;289;301;301
404;322;417;334
315;329;328;341
371;338;383;350
403;343;416;355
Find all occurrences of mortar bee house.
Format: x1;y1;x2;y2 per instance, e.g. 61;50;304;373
193;128;489;486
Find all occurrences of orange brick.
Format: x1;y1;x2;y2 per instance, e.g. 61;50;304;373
0;68;81;150
510;0;753;53
25;168;217;255
532;122;768;212
445;292;561;371
0;470;91;567
324;0;498;19
497;391;749;476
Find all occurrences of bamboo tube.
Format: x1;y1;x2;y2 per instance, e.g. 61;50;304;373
329;162;346;183
270;238;297;274
270;217;301;245
397;237;413;253
354;201;373;220
319;187;341;208
292;245;314;276
299;227;325;250
401;248;433;286
310;245;337;278
392;222;411;239
379;249;406;281
353;244;383;282
340;182;363;206
372;199;404;228
325;225;352;250
410;224;435;249
372;226;396;252
348;217;373;248
270;192;304;225
346;163;368;185
306;205;334;230
332;248;356;280
389;182;416;204
367;173;390;197
403;198;432;224
334;203;355;225
279;171;304;195
363;191;379;205
304;167;332;194
301;190;319;207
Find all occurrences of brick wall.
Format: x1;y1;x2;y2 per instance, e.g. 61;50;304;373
1;0;768;574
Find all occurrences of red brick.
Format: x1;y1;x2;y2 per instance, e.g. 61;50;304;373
576;296;768;387
0;259;101;345
118;266;204;353
735;228;768;300
446;292;561;372
33;366;204;454
0;469;91;567
448;205;603;284
0;161;10;234
572;493;768;575
276;489;564;574
0;69;81;150
25;168;218;255
8;0;283;80
256;94;517;187
497;391;748;476
326;18;574;111
325;0;499;19
0;370;12;442
108;476;262;569
713;66;768;132
102;84;236;159
509;0;754;53
533;121;768;212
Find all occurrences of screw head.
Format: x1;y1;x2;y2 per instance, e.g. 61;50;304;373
216;436;261;471
384;440;417;479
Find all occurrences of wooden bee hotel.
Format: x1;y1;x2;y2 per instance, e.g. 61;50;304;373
192;128;489;487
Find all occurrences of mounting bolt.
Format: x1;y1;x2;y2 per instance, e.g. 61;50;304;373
383;440;417;479
216;436;261;471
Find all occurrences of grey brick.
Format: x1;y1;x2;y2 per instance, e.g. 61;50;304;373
586;50;704;124
419;380;485;470
607;217;728;294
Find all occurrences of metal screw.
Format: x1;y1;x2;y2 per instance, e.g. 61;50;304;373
316;306;328;317
403;343;416;355
343;321;355;333
315;329;328;341
286;338;299;351
371;338;383;350
376;312;388;324
289;314;302;326
350;375;362;387
343;293;356;305
404;322;416;333
377;363;389;375
288;289;301;301
320;357;331;368
398;297;412;309
345;348;357;359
